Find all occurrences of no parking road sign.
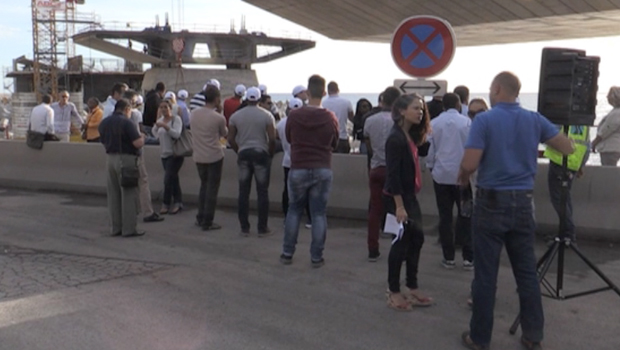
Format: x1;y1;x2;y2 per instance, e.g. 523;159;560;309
391;16;456;78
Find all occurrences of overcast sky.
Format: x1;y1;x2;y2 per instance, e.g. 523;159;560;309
2;0;620;94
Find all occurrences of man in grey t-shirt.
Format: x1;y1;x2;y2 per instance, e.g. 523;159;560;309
228;87;276;236
362;87;401;261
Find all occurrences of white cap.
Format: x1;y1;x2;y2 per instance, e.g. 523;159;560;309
292;85;306;97
246;87;261;102
234;84;246;96
177;89;188;99
288;98;303;110
164;91;176;100
136;95;144;105
202;78;221;91
258;84;267;94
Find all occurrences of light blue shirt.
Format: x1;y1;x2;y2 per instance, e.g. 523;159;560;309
426;109;471;184
102;96;116;119
177;100;191;127
50;101;83;134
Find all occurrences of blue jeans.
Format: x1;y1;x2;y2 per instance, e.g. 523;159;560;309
470;189;544;347
547;162;575;239
282;168;332;262
237;148;272;232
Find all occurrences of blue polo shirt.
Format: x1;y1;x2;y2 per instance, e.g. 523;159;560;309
465;102;558;190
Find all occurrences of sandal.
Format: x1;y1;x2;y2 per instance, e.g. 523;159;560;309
170;205;183;215
386;290;413;312
521;337;543;350
159;207;169;215
406;289;434;307
462;331;487;350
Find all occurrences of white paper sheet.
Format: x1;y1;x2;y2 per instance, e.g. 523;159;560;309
384;213;405;245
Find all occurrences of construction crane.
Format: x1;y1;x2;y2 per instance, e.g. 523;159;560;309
31;0;83;102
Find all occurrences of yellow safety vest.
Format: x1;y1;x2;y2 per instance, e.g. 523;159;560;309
543;125;589;171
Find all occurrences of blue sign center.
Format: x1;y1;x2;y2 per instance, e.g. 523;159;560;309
400;24;445;69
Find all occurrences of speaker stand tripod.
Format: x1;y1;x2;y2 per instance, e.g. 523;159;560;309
509;125;620;335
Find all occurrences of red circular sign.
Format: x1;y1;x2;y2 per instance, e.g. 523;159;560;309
391;16;456;78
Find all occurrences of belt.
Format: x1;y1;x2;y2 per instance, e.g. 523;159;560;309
476;188;533;197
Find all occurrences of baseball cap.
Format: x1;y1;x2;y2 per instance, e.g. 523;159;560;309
289;98;303;110
292;85;306;97
246;87;261;102
136;95;144;105
202;79;221;91
258;84;267;94
177;89;188;99
164;91;176;100
234;84;246;96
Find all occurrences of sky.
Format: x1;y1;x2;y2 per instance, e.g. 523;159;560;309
2;0;620;94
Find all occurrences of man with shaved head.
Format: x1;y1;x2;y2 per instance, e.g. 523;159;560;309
458;71;574;350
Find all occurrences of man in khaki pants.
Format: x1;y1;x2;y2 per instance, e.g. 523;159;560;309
123;90;164;223
98;98;145;237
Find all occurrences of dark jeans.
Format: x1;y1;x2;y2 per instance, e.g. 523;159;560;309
547;162;575;239
433;181;473;261
237;148;272;231
196;159;224;226
384;194;424;293
161;156;184;206
335;138;351;154
470;189;544;347
282;168;333;262
282;167;311;223
368;166;386;254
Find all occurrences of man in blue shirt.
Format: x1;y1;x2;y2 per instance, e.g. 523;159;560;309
458;72;574;350
426;93;473;270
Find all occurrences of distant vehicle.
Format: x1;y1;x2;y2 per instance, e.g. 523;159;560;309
251;31;267;37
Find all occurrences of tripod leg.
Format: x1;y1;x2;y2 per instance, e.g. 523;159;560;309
509;241;561;335
569;243;620;297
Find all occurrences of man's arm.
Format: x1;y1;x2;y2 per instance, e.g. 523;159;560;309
132;135;144;149
227;124;239;152
46;108;55;134
71;104;84;125
545;133;575;156
458;149;483;186
267;122;276;156
347;109;354;122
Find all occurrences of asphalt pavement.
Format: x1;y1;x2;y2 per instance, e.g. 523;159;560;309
0;188;619;350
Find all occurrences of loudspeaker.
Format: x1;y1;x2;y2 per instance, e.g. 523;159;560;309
537;48;600;126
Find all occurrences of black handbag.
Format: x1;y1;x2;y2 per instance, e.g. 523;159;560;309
26;124;45;150
120;163;139;188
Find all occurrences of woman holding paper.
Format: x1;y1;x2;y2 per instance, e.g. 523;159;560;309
383;93;433;311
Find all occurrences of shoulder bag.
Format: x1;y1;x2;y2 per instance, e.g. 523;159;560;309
172;117;193;157
26;124;45;150
118;122;139;187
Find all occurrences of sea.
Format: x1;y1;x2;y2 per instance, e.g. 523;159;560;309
270;92;610;166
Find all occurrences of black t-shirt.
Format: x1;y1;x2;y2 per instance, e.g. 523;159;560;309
143;90;161;127
98;113;141;155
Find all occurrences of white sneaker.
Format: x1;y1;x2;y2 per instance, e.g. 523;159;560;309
442;259;456;269
304;223;312;229
463;260;474;271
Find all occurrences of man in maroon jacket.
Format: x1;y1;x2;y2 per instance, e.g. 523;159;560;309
280;75;339;268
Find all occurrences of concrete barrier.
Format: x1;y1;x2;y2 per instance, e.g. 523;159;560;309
0;140;618;242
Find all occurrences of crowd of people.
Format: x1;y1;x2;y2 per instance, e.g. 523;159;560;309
27;71;620;349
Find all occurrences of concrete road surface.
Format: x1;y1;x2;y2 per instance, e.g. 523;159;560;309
0;188;619;350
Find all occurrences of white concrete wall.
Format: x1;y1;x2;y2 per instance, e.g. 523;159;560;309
0;140;618;241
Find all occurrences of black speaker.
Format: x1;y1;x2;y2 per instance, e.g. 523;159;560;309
537;47;600;126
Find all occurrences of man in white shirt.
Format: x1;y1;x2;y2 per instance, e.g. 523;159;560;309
322;81;353;153
30;94;55;135
123;90;164;224
103;82;129;119
51;91;83;142
426;93;473;270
